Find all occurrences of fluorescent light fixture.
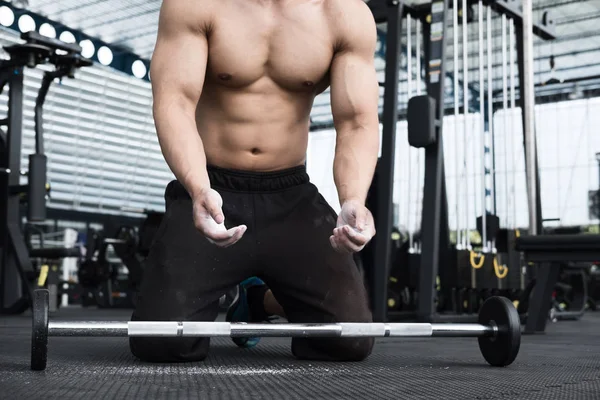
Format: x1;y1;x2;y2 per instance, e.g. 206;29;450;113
131;60;147;79
97;46;113;66
0;6;15;27
80;39;95;58
39;23;56;38
18;14;35;33
59;31;76;44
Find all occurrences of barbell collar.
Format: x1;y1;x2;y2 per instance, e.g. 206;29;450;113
49;321;128;337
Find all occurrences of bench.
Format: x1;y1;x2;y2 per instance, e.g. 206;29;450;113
515;234;600;334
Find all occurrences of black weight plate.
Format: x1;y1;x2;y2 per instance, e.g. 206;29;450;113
478;296;521;367
31;289;49;371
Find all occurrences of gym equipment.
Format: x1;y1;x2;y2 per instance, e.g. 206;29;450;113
370;0;405;323
0;31;91;315
380;0;556;324
77;212;163;309
552;268;588;321
516;234;600;333
590;153;600;223
110;226;139;259
78;227;137;308
407;96;436;148
31;289;521;371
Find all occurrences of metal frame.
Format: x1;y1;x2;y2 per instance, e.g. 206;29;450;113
371;0;404;322
370;0;557;323
0;62;34;314
413;1;452;323
519;250;600;334
0;33;89;314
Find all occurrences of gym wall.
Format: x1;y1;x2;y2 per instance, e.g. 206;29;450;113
494;99;600;228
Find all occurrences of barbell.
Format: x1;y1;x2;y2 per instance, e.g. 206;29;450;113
31;289;521;371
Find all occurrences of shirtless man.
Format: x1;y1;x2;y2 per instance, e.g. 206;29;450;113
129;0;380;363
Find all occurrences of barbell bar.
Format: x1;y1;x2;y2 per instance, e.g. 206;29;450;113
31;290;521;371
47;320;494;338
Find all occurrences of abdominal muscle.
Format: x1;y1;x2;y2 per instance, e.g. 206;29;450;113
196;79;316;172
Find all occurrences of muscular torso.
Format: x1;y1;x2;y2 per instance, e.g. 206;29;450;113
197;0;335;171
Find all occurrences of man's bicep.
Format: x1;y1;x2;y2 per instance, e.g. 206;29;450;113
330;52;379;126
330;5;379;126
151;0;209;107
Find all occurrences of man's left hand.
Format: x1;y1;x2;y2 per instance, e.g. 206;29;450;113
329;200;376;254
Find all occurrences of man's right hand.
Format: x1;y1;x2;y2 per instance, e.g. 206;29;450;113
192;188;247;247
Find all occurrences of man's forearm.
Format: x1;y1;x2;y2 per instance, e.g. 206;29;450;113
333;126;379;205
154;102;209;199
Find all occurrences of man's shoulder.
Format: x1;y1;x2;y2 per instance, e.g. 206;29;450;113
325;0;376;49
325;0;374;22
160;0;218;31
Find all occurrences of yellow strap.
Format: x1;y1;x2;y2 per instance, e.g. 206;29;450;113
493;257;509;279
37;265;49;287
469;250;485;269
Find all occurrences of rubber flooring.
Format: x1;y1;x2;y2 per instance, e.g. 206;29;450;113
1;307;599;399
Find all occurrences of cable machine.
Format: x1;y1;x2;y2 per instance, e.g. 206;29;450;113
368;0;556;323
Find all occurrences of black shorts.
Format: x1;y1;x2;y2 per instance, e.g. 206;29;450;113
129;165;373;362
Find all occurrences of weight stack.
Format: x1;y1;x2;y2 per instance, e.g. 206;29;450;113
407;252;420;289
455;249;498;290
390;242;421;291
455;249;474;288
440;247;460;289
496;229;524;290
475;254;498;289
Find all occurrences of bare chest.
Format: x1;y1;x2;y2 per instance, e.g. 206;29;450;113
206;2;334;91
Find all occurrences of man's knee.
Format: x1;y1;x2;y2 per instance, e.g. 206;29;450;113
129;337;210;363
345;337;375;361
331;337;374;361
292;337;374;362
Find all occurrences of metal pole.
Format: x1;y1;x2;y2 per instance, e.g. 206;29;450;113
522;0;538;235
453;5;461;249
509;20;517;230
486;5;495;236
407;15;414;251
373;1;404;322
47;321;496;338
462;0;470;250
416;0;449;322
478;2;487;250
596;152;600;190
596;152;600;229
502;14;509;230
1;68;26;313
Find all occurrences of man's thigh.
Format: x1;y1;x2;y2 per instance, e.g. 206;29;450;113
258;188;373;360
130;183;255;362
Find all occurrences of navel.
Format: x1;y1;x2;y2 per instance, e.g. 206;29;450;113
251;148;261;155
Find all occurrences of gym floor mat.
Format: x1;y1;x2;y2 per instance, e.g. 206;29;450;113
1;307;599;399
